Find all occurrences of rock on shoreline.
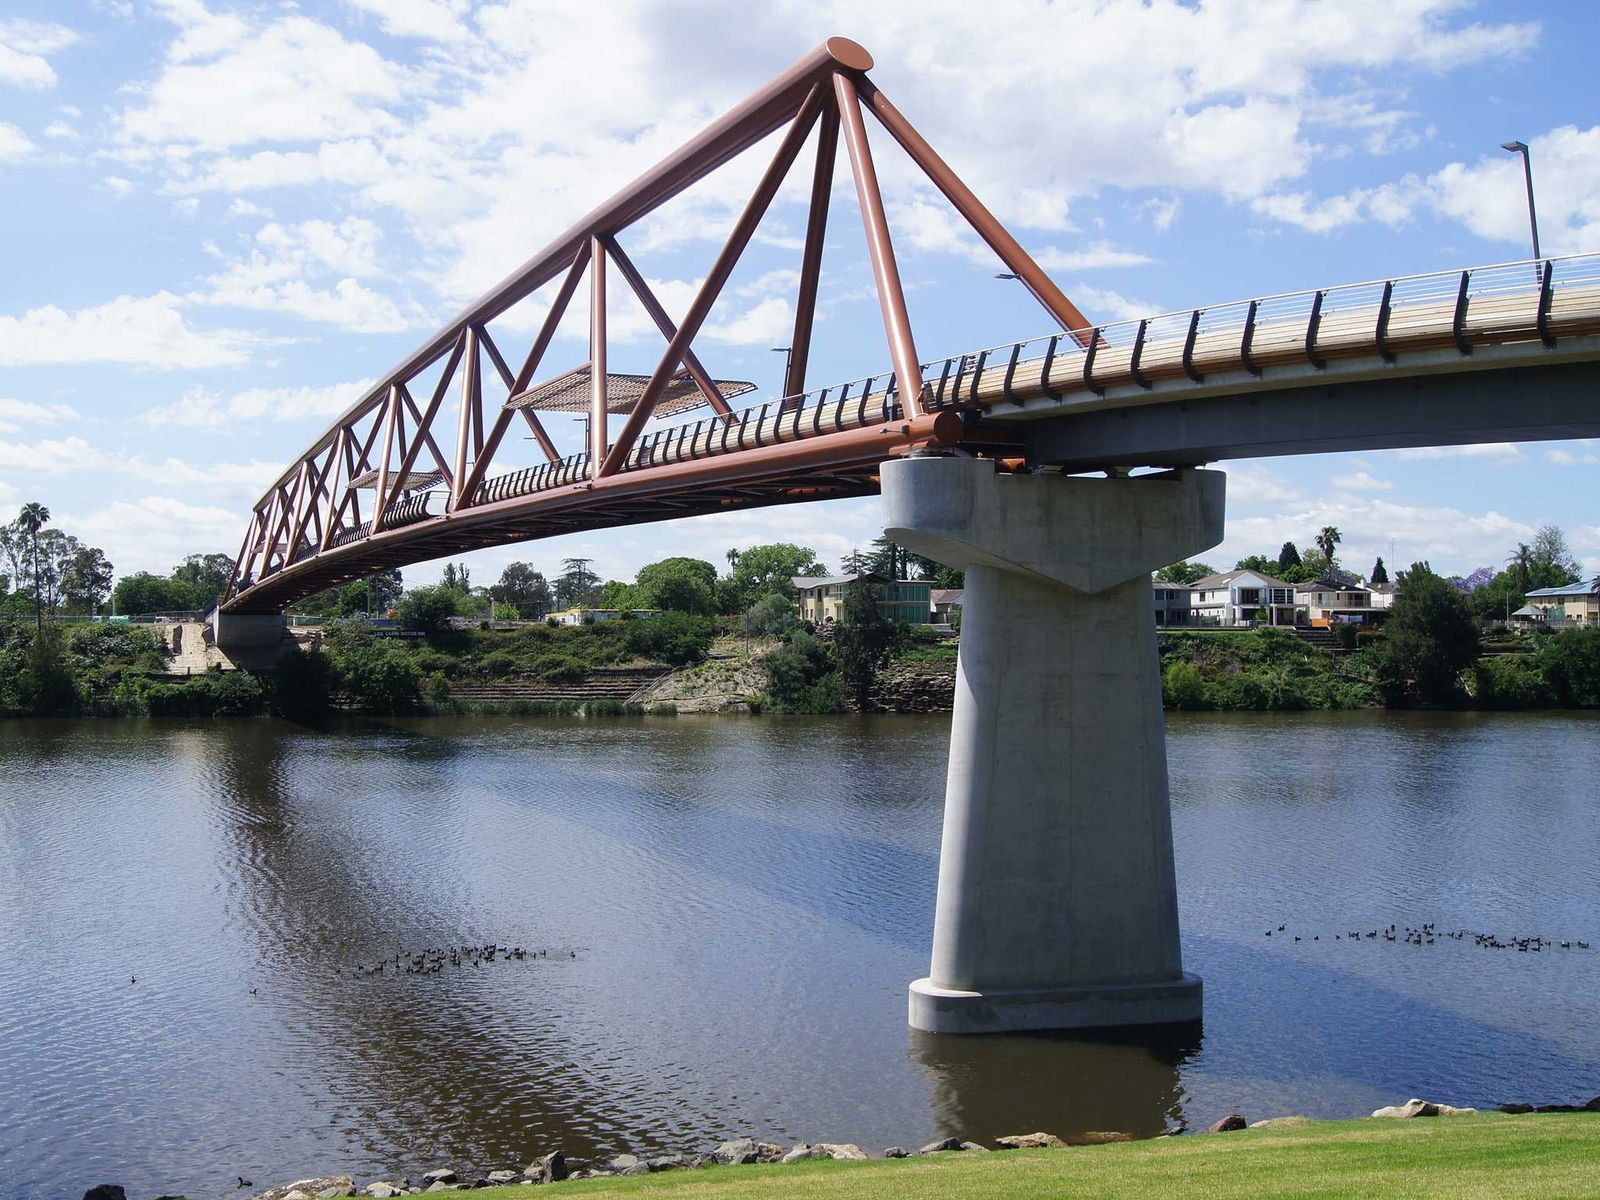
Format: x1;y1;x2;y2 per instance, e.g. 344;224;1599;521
82;1096;1600;1199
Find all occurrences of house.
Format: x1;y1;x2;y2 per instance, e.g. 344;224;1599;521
1189;569;1299;626
1295;578;1378;625
792;574;933;625
1153;581;1194;626
930;588;964;625
1524;581;1600;627
1367;581;1397;611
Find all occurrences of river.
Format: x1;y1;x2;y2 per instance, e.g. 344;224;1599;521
1;710;1598;1196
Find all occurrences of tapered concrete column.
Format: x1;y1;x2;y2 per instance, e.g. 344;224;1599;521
882;457;1224;1033
212;610;287;651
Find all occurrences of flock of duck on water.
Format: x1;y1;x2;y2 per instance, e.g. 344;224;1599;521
342;943;576;977
1264;922;1591;951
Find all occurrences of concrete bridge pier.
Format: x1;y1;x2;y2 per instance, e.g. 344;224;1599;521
881;457;1225;1033
212;610;288;653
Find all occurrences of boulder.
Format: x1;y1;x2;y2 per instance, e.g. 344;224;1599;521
883;1147;910;1159
1067;1132;1133;1145
994;1132;1066;1150
916;1137;966;1154
1497;1103;1535;1115
484;1172;518;1186
363;1186;404;1198
1248;1116;1313;1130
522;1151;567;1184
647;1155;693;1172
259;1179;358;1200
779;1145;816;1164
615;1164;650;1177
711;1138;759;1166
755;1142;787;1164
1207;1115;1247;1133
959;1142;990;1153
602;1155;642;1173
83;1188;126;1200
421;1171;458;1187
1371;1098;1477;1119
814;1143;870;1160
1587;1096;1600;1112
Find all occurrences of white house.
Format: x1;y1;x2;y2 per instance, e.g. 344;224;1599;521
1524;581;1600;627
1295;578;1377;625
1189;569;1299;626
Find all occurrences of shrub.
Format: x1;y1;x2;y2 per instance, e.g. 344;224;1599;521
1163;661;1207;710
625;611;714;665
531;653;587;683
1473;656;1554;709
477;651;518;678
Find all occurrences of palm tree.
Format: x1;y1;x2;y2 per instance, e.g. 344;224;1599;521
1314;525;1342;564
18;502;49;631
1508;543;1533;594
725;547;741;572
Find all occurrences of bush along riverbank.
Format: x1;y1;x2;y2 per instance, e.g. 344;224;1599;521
79;1099;1600;1200
0;614;713;719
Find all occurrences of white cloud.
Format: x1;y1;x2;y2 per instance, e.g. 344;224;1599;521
1392;443;1525;462
343;0;471;43
1034;243;1153;272
1064;282;1164;323
0;397;80;432
116;7;403;152
1547;446;1600;467
1331;470;1394;491
0;19;77;89
0;433;276;492
139;379;373;430
0;121;35;162
191;217;415;332
0;293;262;368
69;495;247;577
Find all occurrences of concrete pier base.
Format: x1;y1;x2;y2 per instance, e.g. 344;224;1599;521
881;457;1224;1033
212;610;288;652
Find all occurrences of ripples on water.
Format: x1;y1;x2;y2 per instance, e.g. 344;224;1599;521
1;710;1598;1197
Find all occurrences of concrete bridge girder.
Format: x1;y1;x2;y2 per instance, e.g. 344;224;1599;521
883;457;1224;1033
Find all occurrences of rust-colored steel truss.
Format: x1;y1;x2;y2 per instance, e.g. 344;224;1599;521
224;37;1086;614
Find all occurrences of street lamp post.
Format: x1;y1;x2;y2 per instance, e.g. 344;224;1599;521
770;345;793;396
1500;140;1542;266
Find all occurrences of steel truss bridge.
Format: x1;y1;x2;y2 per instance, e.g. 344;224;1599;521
223;39;1600;615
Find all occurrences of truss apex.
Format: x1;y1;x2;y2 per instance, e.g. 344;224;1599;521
825;37;873;72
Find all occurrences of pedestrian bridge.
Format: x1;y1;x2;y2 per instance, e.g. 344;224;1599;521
217;36;1600;1038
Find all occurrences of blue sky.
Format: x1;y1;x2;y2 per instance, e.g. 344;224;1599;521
1;0;1597;592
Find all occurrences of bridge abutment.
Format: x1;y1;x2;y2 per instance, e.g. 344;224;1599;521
212;611;288;652
881;457;1224;1033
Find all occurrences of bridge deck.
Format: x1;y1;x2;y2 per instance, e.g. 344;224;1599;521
225;253;1600;615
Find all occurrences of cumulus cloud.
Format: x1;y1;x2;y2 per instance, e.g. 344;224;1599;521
0;18;77;89
0;397;80;432
1331;470;1395;491
0;433;278;492
67;494;248;577
0;121;34;162
1392;443;1525;461
0;293;263;368
139;379;374;430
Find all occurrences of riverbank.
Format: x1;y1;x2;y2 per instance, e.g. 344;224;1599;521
219;1111;1600;1200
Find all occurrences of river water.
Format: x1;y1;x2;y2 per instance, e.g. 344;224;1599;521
2;711;1598;1197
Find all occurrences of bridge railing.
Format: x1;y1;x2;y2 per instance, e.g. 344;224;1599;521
919;252;1600;410
471;372;903;506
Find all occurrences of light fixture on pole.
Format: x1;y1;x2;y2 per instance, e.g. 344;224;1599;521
770;345;792;395
1500;140;1542;264
994;272;1021;281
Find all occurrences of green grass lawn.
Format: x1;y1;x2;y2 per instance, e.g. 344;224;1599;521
456;1114;1599;1200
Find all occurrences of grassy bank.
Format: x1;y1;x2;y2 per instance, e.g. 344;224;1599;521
446;1114;1598;1200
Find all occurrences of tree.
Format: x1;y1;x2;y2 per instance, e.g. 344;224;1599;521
1530;524;1581;587
1277;541;1302;573
60;545;113;614
742;593;798;638
634;557;718;615
171;553;235;611
113;571;193;616
17;502;49;630
1370;562;1480;707
838;548;873;575
1314;526;1342;564
397;584;460;633
555;558;602;608
1234;554;1279;575
489;562;552;619
1157;560;1218;586
1507;543;1534;594
17;624;78;712
726;542;821;611
625;611;714;665
867;535;909;581
1370;557;1388;584
833;577;895;709
440;562;473;594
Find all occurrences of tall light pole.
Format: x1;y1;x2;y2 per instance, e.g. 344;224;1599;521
1500;140;1542;263
770;345;792;395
